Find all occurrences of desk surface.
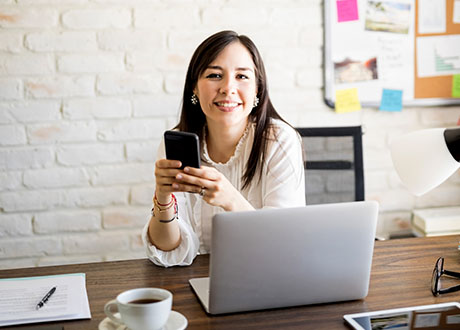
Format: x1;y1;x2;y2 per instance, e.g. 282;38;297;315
1;235;460;330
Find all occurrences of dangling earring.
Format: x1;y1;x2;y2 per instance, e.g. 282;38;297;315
191;94;198;105
253;96;259;107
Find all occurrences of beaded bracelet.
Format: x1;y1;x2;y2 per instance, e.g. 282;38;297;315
151;193;178;223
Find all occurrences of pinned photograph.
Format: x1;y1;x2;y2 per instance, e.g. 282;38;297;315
334;56;378;84
365;1;411;34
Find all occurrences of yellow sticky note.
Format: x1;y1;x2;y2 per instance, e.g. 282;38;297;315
335;88;361;113
452;74;460;98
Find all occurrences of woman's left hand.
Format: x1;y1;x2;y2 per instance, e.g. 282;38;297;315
173;166;253;212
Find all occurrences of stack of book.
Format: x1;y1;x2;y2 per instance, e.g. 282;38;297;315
411;206;460;237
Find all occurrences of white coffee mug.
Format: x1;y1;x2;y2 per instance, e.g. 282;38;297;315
104;288;172;330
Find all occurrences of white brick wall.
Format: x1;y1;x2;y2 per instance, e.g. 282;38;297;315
0;0;459;269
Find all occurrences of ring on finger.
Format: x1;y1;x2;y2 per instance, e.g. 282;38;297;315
199;187;206;197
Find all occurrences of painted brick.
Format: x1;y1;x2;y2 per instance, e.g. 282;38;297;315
133;95;181;118
296;68;323;88
414;185;460;209
420;108;460;126
89;163;154;185
130;184;155;205
0;124;26;145
27;121;97;144
134;6;200;28
0;258;36;270
18;0;89;4
105;251;146;262
0;78;22;100
63;232;130;255
164;72;186;94
37;254;104;267
68;186;129;208
270;6;322;27
0;54;54;75
25;76;95;98
62;8;131;29
168;30;215;51
127;51;188;72
0;146;54;170
0;8;58;28
362;108;420;128
299;27;324;47
202;7;269;27
0;237;62;259
0;190;68;212
1;100;61;123
98;31;164;51
37;254;103;268
24;167;89;189
126;141;158;162
96;118;165;141
57;143;124;166
0;32;23;53
0;213;32;237
34;210;101;233
378;211;413;238
102;206;149;228
58;53;124;74
63;98;131;119
0;171;22;191
367;189;416;212
25;31;97;52
96;73;162;95
365;171;390;192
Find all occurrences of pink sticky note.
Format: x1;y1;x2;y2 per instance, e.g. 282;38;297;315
336;0;359;22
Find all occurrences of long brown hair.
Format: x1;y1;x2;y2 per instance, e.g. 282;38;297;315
176;30;288;189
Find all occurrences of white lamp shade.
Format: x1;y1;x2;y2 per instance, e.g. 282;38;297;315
390;128;460;196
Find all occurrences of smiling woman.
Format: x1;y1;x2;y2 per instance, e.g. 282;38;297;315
142;30;306;267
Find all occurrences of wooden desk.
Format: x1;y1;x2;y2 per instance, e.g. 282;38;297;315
1;235;459;329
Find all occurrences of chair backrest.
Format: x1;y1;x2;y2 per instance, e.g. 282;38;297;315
296;126;364;205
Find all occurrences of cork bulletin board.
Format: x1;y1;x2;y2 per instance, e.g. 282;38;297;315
324;0;460;108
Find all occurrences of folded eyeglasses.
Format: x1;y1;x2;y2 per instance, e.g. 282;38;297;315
431;257;460;296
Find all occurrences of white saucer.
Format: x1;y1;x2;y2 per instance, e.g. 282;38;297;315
98;311;188;330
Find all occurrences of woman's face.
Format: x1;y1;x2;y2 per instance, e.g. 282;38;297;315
194;41;257;131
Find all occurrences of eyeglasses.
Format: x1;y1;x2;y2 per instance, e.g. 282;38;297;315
431;257;460;296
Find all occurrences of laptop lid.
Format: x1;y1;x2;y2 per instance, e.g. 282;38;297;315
190;201;379;315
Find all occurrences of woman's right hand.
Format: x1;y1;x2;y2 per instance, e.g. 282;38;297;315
154;159;182;204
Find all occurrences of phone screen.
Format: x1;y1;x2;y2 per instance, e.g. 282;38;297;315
164;131;201;169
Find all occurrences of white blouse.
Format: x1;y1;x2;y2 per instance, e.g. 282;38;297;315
142;119;306;267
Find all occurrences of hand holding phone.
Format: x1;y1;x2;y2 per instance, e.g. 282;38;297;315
164;131;201;169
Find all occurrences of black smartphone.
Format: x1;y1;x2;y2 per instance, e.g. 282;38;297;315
164;130;201;169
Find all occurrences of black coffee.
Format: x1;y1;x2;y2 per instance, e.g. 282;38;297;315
129;298;162;304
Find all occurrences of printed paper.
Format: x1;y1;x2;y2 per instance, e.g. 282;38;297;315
416;35;460;78
454;0;460;24
418;0;446;34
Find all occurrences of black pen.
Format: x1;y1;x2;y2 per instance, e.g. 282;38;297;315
36;286;57;310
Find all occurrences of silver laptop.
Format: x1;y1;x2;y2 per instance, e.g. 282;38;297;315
189;201;379;315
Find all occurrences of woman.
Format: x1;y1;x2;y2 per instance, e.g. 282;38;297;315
143;30;305;267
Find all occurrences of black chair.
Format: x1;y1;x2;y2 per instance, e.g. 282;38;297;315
296;126;364;205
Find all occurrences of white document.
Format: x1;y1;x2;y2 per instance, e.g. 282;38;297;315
418;0;446;34
0;273;91;327
417;35;460;77
454;0;460;24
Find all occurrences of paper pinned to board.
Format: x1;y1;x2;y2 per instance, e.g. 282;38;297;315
0;273;91;327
